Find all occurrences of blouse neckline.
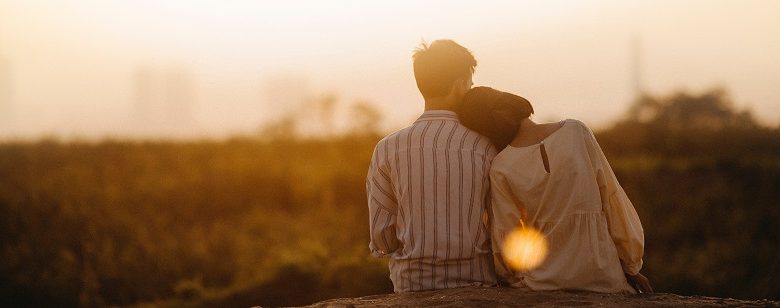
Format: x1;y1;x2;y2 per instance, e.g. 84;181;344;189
505;119;570;150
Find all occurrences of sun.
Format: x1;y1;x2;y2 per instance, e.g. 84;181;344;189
502;227;548;271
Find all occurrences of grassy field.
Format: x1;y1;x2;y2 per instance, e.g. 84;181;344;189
1;91;779;306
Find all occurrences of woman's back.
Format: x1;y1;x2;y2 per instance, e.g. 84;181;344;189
489;119;643;293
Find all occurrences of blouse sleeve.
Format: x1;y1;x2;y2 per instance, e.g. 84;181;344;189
581;123;645;275
489;171;526;286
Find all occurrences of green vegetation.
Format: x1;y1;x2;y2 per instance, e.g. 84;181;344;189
0;89;778;306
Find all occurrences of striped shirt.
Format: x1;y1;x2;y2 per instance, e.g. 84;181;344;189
367;110;498;292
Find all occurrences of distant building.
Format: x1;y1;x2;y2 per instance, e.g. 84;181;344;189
133;66;156;122
132;65;194;128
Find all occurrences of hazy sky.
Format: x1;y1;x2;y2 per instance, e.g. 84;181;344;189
0;0;778;139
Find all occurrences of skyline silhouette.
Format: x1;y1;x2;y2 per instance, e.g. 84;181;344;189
0;1;778;140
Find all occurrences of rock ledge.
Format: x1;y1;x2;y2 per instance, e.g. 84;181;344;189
308;287;778;307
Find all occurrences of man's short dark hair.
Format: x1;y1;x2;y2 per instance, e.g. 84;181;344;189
412;39;477;99
457;87;535;151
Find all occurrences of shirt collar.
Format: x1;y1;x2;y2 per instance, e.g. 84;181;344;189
414;110;459;123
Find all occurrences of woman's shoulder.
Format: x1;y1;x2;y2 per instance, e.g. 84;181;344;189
490;147;527;176
561;118;595;136
490;150;513;171
562;118;588;130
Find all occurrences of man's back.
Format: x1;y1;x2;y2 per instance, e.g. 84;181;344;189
367;110;498;292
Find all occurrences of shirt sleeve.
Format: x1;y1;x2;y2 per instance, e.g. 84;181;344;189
489;171;526;286
581;122;645;275
366;141;400;258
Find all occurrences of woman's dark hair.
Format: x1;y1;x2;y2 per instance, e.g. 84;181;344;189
457;87;535;151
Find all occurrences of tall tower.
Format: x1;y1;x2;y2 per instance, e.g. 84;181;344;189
0;55;12;123
630;35;644;100
163;66;193;123
133;66;156;122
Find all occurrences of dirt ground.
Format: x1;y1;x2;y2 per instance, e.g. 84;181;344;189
307;287;778;307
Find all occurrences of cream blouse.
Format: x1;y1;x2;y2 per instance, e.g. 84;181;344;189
489;119;644;293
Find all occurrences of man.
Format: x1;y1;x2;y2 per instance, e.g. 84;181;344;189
366;39;498;292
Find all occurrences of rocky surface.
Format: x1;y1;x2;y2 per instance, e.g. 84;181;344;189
307;287;778;307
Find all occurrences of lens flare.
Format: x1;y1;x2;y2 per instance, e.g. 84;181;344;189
502;227;548;271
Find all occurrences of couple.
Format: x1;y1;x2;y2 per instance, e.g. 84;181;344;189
366;39;653;294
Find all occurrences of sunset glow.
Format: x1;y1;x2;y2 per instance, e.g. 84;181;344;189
503;227;549;271
1;2;779;305
0;1;778;139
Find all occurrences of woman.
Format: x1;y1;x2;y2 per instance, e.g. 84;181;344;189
456;87;653;294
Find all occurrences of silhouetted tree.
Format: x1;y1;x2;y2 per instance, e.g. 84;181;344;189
600;88;775;157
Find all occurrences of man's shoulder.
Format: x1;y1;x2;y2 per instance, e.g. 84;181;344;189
375;124;416;147
375;121;493;152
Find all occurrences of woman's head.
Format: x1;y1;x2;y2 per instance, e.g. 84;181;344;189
457;87;535;151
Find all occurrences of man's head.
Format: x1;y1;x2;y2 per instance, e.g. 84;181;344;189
412;40;476;106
